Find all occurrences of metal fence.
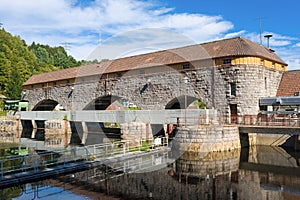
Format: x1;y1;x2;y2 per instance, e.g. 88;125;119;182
175;113;300;127
0;137;168;179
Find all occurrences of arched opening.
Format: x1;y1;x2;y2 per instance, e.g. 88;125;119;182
32;99;59;111
76;95;141;145
23;99;60;143
83;95;123;110
165;96;207;138
165;95;200;109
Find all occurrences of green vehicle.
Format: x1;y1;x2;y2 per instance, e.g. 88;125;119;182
4;100;28;111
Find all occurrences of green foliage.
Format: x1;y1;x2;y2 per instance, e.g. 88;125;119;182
0;29;38;99
29;43;82;69
0;29;82;99
125;106;140;110
193;100;206;109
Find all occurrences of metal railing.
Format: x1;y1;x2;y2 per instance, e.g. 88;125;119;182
221;114;300;127
0;137;168;179
174;113;300;127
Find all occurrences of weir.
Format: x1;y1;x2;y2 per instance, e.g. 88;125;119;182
0;139;170;189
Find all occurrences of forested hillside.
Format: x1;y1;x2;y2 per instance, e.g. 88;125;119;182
0;29;81;99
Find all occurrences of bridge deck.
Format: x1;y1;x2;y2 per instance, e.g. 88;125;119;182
19;110;215;124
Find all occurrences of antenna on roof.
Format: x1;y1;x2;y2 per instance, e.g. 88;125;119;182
255;17;266;45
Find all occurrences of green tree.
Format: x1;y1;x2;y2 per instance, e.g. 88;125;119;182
0;28;83;100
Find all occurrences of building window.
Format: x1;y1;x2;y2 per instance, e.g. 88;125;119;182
140;70;145;74
66;80;70;85
41;83;44;88
230;83;236;96
182;64;190;70
272;63;275;69
117;72;122;78
53;81;57;86
223;59;232;65
265;77;267;90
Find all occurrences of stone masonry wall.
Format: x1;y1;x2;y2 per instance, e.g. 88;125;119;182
215;65;283;116
25;64;282;116
173;125;240;153
120;122;153;144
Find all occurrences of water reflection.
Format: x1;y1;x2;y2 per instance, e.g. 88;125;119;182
2;128;300;199
0;181;90;200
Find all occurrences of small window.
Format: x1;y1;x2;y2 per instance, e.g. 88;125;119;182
53;81;57;86
41;83;44;88
223;59;232;65
265;77;267;90
66;80;70;85
31;85;34;89
272;63;275;69
140;70;145;74
117;72;122;78
182;64;190;70
230;83;236;96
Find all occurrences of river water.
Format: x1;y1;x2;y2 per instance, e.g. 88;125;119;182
1;129;300;200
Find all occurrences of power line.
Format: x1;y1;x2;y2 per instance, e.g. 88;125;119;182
60;42;72;52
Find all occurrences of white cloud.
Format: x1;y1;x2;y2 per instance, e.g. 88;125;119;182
0;0;234;60
1;0;300;71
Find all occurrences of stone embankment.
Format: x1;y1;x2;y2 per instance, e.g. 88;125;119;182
0;120;18;132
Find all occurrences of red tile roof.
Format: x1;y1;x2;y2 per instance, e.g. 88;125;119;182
23;37;287;86
277;70;300;96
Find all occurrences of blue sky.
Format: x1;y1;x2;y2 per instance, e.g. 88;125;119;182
0;0;300;70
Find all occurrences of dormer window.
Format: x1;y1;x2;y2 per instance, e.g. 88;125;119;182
223;59;231;65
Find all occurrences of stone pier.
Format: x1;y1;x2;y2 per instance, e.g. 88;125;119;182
173;124;240;153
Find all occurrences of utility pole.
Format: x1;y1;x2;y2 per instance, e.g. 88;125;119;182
60;42;72;53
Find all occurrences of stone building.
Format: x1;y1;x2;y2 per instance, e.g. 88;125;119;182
22;37;287;118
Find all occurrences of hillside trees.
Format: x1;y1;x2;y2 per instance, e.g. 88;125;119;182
0;29;81;99
29;43;81;69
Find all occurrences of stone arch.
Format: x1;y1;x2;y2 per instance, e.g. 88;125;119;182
83;95;141;110
165;95;207;109
165;95;198;109
83;95;122;110
32;99;59;111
